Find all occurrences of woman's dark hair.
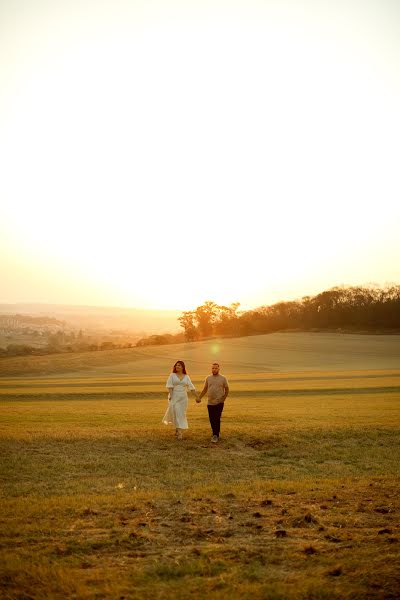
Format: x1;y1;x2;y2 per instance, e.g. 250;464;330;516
172;360;187;374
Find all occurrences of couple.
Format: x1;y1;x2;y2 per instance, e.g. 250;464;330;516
162;360;229;443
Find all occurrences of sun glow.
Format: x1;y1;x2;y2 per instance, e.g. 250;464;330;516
1;1;399;309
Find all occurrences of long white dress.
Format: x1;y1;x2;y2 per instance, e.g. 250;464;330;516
162;373;195;429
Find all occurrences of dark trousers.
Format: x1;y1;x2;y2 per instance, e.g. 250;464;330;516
207;402;224;437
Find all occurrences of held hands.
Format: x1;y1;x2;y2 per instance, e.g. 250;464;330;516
195;394;201;404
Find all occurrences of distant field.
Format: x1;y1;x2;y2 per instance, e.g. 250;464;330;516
1;365;399;599
1;332;400;378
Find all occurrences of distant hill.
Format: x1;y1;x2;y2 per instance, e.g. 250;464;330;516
1;332;400;377
0;303;181;334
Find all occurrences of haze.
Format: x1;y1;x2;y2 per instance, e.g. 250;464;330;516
1;0;399;310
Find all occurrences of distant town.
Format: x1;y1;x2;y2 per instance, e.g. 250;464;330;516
0;304;181;357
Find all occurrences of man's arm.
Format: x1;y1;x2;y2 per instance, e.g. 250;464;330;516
197;379;208;402
222;381;229;402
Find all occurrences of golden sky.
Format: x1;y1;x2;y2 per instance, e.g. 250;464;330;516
1;0;399;310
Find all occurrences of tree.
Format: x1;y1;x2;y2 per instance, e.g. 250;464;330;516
178;311;198;341
48;331;64;349
214;302;240;336
194;301;218;338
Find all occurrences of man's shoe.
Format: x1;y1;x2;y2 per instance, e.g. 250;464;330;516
211;435;218;443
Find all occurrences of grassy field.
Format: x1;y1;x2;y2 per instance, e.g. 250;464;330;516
1;332;400;378
1;334;400;598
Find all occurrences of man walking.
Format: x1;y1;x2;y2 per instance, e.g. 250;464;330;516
197;362;229;443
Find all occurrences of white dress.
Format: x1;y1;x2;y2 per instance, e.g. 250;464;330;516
162;373;195;429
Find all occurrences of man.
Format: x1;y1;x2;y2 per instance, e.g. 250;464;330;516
197;362;229;443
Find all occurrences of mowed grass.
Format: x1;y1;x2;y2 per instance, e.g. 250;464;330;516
1;368;400;599
2;332;400;378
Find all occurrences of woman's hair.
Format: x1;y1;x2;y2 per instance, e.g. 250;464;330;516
172;360;187;374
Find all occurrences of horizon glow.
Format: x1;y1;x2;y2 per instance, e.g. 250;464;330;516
1;0;399;311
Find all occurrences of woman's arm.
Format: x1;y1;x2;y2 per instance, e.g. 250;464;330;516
190;387;200;401
166;374;174;401
186;376;200;401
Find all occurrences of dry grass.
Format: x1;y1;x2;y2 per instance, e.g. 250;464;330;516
1;366;400;599
2;331;400;378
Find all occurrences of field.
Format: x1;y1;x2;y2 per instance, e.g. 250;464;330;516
1;333;400;598
2;331;400;378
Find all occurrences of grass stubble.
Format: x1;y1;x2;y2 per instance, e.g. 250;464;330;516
0;370;399;599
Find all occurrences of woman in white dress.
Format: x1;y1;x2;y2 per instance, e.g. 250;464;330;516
162;360;199;439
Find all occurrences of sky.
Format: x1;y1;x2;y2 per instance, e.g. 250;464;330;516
1;0;399;311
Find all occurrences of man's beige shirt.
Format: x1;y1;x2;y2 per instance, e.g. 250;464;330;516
203;374;229;405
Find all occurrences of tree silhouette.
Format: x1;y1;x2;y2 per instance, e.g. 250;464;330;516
194;300;218;338
177;285;400;341
178;311;198;341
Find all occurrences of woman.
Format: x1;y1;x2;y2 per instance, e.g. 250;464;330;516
162;360;198;439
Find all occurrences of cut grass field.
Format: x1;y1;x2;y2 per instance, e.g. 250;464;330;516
2;332;400;378
1;361;400;598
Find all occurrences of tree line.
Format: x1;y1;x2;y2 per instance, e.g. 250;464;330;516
2;285;399;355
0;330;136;358
175;285;400;342
0;340;135;358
